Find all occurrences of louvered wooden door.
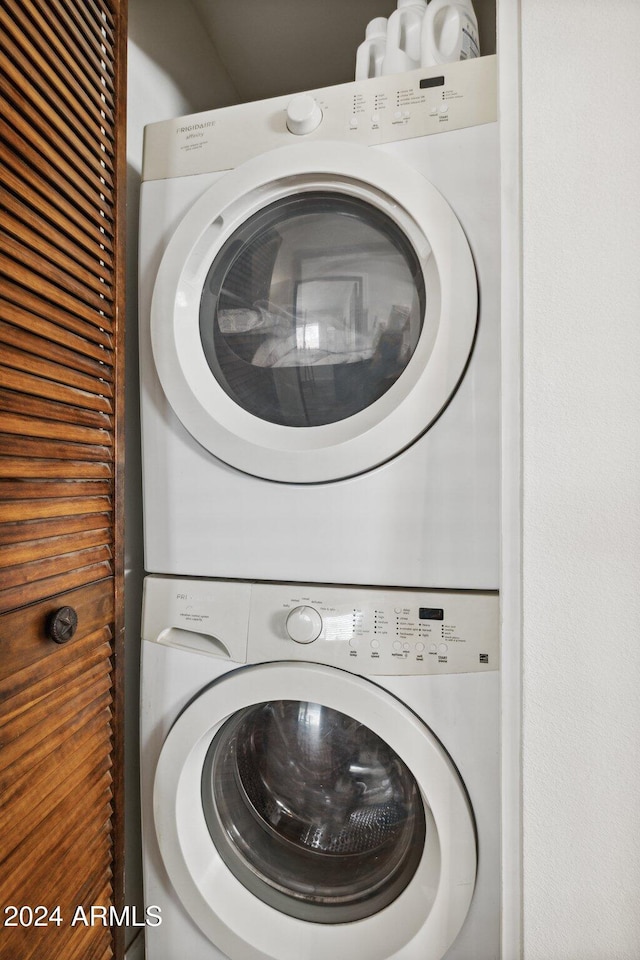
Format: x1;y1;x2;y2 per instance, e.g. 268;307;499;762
0;2;126;958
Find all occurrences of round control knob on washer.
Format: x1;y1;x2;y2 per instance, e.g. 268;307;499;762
286;95;323;135
285;605;323;644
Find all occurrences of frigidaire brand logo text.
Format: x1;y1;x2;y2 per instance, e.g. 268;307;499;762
177;121;216;134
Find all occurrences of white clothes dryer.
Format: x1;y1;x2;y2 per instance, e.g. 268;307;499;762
138;56;500;589
140;575;500;960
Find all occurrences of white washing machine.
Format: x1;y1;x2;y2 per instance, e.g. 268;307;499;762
141;575;500;960
138;55;500;589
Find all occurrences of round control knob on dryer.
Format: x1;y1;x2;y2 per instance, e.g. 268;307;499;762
286;605;323;644
286;95;323;135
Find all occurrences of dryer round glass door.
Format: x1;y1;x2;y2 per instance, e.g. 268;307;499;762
151;142;478;482
153;662;477;960
199;192;426;428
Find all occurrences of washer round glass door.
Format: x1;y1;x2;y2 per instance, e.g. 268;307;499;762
153;662;477;960
201;698;426;924
151;141;478;482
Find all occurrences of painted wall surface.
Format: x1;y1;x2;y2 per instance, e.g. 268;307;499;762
521;1;640;956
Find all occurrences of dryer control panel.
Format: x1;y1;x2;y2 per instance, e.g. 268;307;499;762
143;577;499;677
142;55;497;182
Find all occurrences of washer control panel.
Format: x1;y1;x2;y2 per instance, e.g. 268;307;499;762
143;577;499;676
285;605;323;644
249;582;498;676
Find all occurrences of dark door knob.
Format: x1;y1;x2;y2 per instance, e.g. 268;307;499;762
47;606;78;644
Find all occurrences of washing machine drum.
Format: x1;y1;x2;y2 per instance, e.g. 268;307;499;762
153;663;477;960
202;699;426;924
151;142;478;483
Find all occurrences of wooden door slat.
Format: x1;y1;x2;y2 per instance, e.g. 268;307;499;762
92;0;117;29
0;257;112;332
54;0;115;71
1;298;114;363
0;789;113;900
0;459;112;483
2;545;113;592
1;45;115;183
0;153;114;257
2;206;114;300
0;564;114;616
2;2;116;126
2;284;113;347
2;168;114;271
34;876;114;960
1;86;114;208
0;562;113;614
80;0;117;40
0;390;113;432
0;433;113;464
2;188;113;287
0;662;111;755
0;320;113;383
0;345;113;400
11;4;117;154
39;0;116;89
0;528;112;568
0;738;110;840
0;367;112;415
0;772;114;876
0;636;112;725
0;623;112;706
0;478;112;503
0;495;112;523
2;236;112;315
0;112;114;240
0;670;111;764
0;514;111;549
16;865;115;960
0;0;125;949
0;411;112;446
0;689;111;789
0;365;112;415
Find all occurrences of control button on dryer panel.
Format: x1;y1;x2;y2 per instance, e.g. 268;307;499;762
285;605;323;644
286;95;323;135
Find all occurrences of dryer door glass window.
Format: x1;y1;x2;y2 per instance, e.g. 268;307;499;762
200;193;426;427
201;699;426;924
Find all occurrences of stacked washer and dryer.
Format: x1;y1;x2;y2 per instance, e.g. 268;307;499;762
139;52;500;960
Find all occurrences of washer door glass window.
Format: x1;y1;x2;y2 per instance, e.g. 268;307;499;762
200;193;425;427
201;699;426;924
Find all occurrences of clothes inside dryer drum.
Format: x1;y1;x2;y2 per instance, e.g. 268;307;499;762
199;192;426;427
201;700;427;924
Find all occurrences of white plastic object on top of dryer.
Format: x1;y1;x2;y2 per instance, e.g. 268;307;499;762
355;17;388;80
421;0;480;67
382;0;427;75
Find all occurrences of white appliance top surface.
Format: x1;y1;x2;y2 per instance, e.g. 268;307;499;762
142;55;497;181
142;576;499;677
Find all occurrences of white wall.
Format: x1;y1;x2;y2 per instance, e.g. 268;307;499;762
520;1;640;956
